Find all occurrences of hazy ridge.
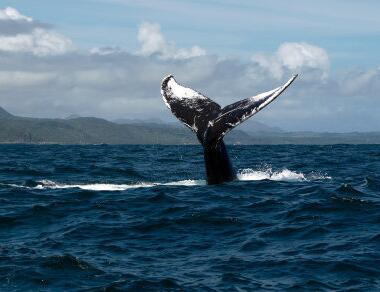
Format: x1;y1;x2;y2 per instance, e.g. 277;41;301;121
1;107;379;144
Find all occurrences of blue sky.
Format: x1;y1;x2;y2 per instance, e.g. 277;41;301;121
2;0;379;68
0;1;379;131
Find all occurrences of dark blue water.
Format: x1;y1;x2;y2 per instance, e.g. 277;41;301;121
0;145;379;291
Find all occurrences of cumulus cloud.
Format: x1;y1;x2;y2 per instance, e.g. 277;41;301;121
252;42;329;80
0;7;72;56
137;22;206;60
0;7;32;21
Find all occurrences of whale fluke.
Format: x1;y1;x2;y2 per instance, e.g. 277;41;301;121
206;75;297;145
161;74;297;184
161;75;221;144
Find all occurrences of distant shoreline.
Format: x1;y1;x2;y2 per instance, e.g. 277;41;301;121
1;141;380;146
1;106;380;145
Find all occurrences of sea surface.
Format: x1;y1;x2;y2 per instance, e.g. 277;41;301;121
0;144;379;291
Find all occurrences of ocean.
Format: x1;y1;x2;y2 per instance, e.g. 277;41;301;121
0;144;379;291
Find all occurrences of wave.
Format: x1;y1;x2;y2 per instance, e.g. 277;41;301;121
1;167;331;191
3;179;205;191
237;168;331;182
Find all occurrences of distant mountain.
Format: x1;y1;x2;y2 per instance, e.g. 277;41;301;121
0;107;14;119
239;120;283;134
0;107;380;144
114;117;283;134
65;114;81;120
113;118;165;125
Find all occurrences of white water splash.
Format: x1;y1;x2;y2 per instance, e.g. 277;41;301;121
2;167;331;191
237;168;331;182
163;179;204;186
35;180;155;191
4;179;206;191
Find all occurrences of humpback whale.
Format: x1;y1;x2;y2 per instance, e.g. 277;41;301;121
161;74;298;184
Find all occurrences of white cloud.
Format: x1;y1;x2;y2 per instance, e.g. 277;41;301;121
90;46;123;55
278;42;329;74
137;22;206;60
0;28;73;56
0;7;32;21
0;7;73;56
253;42;329;80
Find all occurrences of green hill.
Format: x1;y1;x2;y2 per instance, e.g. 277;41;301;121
0;107;254;144
0;107;380;144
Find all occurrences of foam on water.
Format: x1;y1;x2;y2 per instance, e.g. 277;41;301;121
237;168;305;181
36;180;155;191
2;167;331;192
237;168;331;182
163;179;205;186
3;179;206;191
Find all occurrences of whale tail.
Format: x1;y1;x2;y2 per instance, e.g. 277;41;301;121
161;74;297;147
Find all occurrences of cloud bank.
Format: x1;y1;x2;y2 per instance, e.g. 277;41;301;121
0;7;379;132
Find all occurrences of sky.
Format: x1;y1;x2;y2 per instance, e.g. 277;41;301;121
0;0;379;132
